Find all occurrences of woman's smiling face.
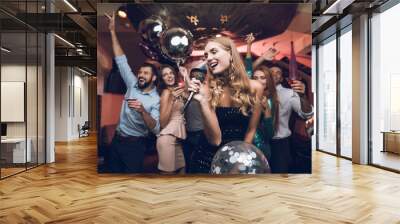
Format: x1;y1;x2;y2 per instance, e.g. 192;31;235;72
161;67;176;87
204;41;231;75
253;70;267;90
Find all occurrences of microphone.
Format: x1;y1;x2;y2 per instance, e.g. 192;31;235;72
182;68;206;113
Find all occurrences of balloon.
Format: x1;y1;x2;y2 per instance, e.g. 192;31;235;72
210;141;270;174
138;16;166;46
159;27;193;64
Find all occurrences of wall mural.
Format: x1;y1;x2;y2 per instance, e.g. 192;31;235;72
97;3;313;175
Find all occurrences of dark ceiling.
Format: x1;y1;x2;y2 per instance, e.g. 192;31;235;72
126;3;298;41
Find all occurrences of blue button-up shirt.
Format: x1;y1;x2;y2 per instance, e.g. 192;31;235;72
114;55;160;137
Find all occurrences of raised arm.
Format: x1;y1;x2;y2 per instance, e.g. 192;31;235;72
107;13;124;57
290;80;313;119
245;33;255;77
107;13;136;87
179;66;191;88
252;47;279;69
246;33;254;58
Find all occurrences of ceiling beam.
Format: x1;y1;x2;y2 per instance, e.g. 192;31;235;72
66;13;97;46
55;55;96;70
312;15;335;34
322;0;356;15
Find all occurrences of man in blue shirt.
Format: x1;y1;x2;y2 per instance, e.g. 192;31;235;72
107;13;160;173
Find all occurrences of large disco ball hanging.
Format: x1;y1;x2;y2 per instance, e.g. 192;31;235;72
211;141;270;174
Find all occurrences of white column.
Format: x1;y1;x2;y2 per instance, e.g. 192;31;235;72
46;33;55;163
46;1;55;163
352;14;369;164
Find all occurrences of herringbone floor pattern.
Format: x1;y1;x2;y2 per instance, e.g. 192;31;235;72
1;135;400;223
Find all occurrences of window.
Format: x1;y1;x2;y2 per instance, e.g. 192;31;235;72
370;2;400;171
339;27;352;158
317;36;337;154
0;1;47;179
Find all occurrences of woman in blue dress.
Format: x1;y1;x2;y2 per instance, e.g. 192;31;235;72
251;66;279;161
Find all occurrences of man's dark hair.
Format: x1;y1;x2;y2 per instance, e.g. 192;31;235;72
190;67;207;82
140;63;158;77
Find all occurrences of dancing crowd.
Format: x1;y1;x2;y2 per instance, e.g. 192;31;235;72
105;13;313;174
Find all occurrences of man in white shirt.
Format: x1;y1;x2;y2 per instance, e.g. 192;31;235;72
269;66;313;173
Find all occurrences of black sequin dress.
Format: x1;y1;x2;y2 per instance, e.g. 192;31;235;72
189;107;250;173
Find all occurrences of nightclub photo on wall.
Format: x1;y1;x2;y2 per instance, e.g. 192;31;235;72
97;3;313;175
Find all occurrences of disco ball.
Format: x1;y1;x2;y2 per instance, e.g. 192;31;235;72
211;141;270;174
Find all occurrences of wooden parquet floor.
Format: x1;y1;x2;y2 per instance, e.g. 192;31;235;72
1;135;400;223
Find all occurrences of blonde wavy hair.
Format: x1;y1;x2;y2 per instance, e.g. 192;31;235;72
206;37;256;115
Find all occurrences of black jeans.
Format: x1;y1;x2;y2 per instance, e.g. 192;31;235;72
289;134;311;173
108;134;147;173
270;137;292;173
182;130;203;173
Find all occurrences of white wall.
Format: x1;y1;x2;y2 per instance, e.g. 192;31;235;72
72;73;89;138
1;65;27;140
1;65;39;137
55;66;69;141
55;66;89;141
1;63;46;164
